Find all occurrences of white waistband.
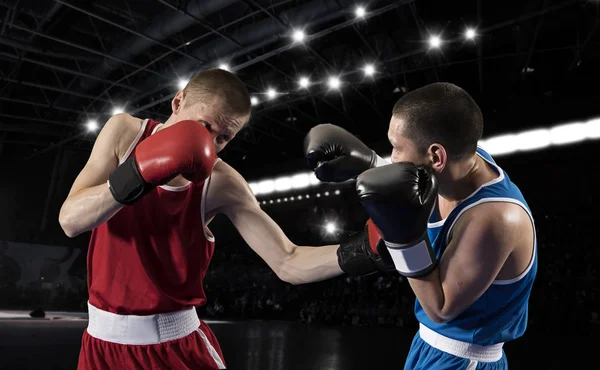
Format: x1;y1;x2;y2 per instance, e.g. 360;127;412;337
419;323;504;362
86;302;200;345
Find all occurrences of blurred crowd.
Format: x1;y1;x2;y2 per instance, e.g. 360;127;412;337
1;209;598;337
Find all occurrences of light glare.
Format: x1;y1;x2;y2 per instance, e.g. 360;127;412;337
429;35;442;48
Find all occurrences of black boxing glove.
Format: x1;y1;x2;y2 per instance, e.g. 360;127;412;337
304;124;389;182
337;219;396;276
356;163;439;278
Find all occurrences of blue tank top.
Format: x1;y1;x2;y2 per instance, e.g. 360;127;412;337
415;147;538;346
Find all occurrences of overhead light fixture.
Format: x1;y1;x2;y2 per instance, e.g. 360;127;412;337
292;29;305;42
178;79;188;90
266;88;277;100
328;76;341;89
429;35;442;49
251;96;260;106
363;64;375;76
465;28;476;40
298;76;310;88
86;120;98;132
355;6;366;18
112;107;124;115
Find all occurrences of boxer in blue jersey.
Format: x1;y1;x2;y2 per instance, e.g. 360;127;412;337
305;82;537;369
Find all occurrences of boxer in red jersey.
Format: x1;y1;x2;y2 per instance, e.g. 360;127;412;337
59;69;395;369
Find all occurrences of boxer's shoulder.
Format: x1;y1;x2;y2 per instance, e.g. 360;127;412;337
102;113;144;160
205;160;257;214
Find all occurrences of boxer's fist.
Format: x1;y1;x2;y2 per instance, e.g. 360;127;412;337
109;120;216;205
304;124;387;182
337;219;396;276
356;163;439;277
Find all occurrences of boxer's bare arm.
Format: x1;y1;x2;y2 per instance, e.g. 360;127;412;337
406;202;534;323
205;161;343;285
59;114;141;237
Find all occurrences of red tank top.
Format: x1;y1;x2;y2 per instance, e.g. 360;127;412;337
87;118;216;315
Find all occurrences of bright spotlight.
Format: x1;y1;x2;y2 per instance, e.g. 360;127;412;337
292;29;305;42
355;6;366;18
86;120;98;132
324;191;330;196
112;107;124;115
328;76;341;89
334;190;340;195
325;222;337;234
299;76;310;88
465;28;476;40
266;88;277;100
316;193;321;197
178;79;188;90
429;35;442;48
251;96;259;106
218;63;230;71
269;200;273;204
363;64;375;76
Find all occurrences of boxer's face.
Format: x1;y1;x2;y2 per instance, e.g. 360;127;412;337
172;92;249;153
388;116;429;166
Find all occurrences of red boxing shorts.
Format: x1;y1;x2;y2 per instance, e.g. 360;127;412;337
78;302;226;370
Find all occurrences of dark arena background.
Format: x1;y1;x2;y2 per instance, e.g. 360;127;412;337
1;0;599;369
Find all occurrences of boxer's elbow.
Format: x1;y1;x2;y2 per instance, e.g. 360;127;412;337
275;246;304;286
59;208;83;238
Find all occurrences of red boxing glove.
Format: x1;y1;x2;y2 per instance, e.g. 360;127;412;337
109;120;216;205
366;218;383;255
136;120;216;184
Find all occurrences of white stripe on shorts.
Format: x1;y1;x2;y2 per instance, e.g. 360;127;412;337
196;325;226;369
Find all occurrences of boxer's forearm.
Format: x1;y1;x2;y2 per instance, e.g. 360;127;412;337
59;183;123;237
407;267;448;323
279;244;343;285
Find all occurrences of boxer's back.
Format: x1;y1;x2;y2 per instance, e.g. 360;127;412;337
87;118;216;315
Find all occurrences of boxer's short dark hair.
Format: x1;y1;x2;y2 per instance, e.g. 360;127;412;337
183;68;251;119
392;82;483;160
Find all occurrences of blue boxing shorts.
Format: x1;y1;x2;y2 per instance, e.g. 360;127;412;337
404;324;508;370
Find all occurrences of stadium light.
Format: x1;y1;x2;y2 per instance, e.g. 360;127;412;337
178;79;188;90
429;35;442;48
355;6;366;18
266;88;277;100
247;116;600;202
299;76;310;88
112;107;125;115
86;120;98;132
328;76;341;89
363;64;375;77
292;29;305;42
465;28;476;40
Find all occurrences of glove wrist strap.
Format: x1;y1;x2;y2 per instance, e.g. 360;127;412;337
337;231;378;277
384;234;437;278
108;156;153;206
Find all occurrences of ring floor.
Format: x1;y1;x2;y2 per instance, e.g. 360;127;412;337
0;311;595;369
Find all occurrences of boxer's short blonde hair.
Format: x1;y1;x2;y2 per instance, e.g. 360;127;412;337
183;68;251;118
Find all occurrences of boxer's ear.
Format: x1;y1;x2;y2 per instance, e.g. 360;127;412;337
428;143;447;173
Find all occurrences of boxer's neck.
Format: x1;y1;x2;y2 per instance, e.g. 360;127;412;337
437;155;498;203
